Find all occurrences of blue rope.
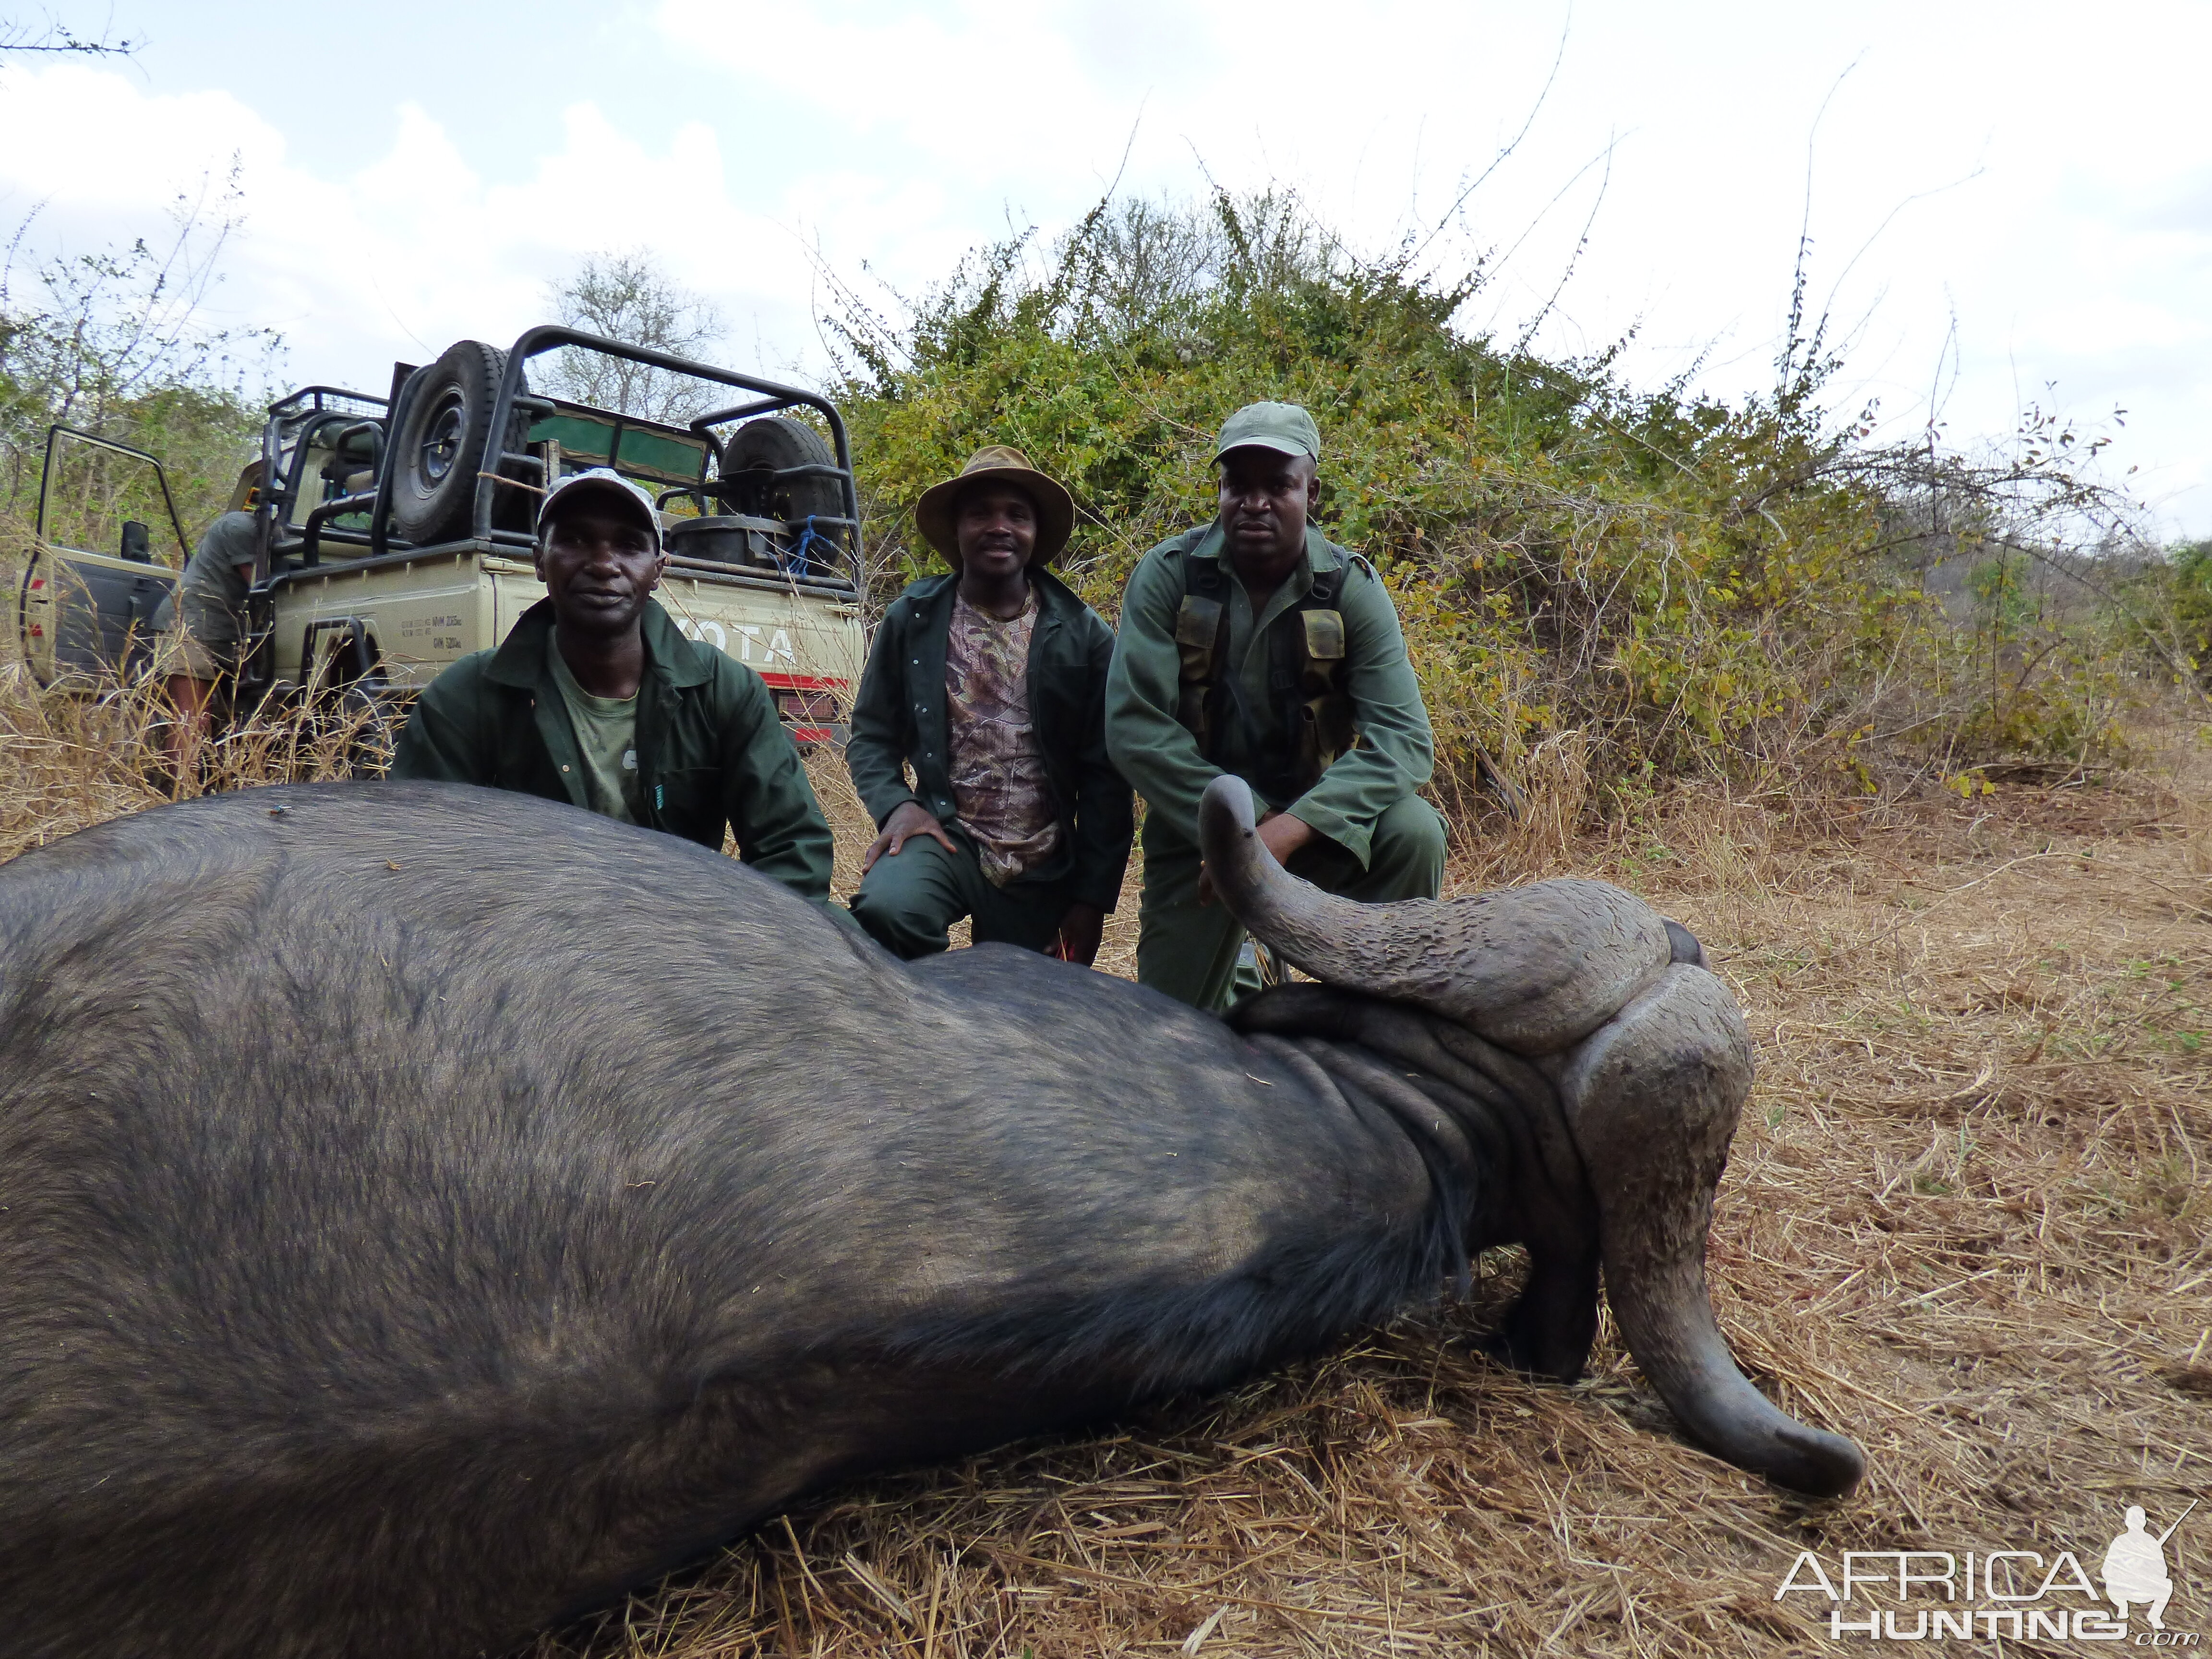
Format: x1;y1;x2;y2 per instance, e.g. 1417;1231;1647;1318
782;514;830;576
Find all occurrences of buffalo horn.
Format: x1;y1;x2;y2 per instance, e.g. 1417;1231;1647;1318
1196;777;1673;1053
1557;964;1866;1496
1197;773;1424;989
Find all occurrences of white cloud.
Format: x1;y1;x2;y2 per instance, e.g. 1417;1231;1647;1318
3;0;2209;533
644;0;2212;528
0;61;822;399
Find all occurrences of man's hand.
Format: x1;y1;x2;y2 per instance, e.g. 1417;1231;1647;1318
862;801;957;872
1054;902;1105;967
1197;810;1315;905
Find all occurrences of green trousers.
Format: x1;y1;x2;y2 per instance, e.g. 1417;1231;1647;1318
1135;792;1448;1011
850;830;1071;959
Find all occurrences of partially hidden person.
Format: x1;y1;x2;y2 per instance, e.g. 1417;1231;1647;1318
388;467;838;910
153;460;264;778
1105;401;1446;1010
845;446;1134;964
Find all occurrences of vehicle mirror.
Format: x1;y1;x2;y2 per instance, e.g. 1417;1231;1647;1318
120;520;152;563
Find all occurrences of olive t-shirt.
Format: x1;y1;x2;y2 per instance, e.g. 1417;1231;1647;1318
546;638;641;824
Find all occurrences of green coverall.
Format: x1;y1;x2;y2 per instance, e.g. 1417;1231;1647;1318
1105;524;1445;1010
388;597;839;911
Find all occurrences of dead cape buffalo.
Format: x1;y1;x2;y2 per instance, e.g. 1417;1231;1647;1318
0;776;1863;1659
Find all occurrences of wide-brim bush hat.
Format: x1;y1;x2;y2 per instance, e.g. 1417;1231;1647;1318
538;467;663;553
914;445;1074;565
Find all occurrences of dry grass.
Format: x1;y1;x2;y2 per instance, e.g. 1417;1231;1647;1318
4;657;2208;1657
0;659;386;861
559;739;2212;1658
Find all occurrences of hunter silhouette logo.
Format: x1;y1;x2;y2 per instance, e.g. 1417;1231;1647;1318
2104;1501;2194;1633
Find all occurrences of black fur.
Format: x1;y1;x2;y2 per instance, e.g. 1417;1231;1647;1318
0;782;1586;1659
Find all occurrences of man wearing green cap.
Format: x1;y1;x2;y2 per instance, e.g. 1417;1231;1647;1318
1106;402;1445;1010
844;446;1133;963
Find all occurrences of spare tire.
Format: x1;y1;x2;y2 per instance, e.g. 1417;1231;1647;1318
390;340;529;545
717;417;846;575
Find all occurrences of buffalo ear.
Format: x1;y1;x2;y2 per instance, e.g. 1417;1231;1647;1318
1664;919;1706;967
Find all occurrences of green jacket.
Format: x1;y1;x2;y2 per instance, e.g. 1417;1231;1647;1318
1106;524;1435;866
845;568;1134;913
388;598;835;904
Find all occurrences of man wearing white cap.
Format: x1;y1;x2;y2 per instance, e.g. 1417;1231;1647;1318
389;467;836;907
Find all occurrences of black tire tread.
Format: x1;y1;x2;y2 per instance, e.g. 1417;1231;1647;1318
718;417;839;523
717;417;845;577
390;341;527;545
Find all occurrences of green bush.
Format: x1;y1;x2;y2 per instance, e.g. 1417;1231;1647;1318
0;192;274;561
2120;539;2212;689
828;192;2151;804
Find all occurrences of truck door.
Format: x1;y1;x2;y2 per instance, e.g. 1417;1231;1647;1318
16;426;191;687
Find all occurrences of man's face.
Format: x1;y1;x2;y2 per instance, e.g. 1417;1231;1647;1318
534;500;664;637
954;483;1038;581
1217;446;1318;566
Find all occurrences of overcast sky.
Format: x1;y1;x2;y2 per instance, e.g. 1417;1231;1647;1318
2;0;2206;533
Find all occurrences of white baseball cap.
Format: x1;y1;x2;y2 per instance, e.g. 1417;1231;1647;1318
538;467;662;552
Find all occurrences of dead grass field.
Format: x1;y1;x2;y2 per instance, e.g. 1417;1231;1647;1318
549;741;2212;1658
5;660;2208;1656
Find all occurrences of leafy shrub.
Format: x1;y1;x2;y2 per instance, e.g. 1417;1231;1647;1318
0;181;273;563
826;191;2158;805
2119;539;2212;691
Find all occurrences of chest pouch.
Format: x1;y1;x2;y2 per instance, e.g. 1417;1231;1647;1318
1173;556;1360;799
1174;593;1229;758
1288;606;1356;788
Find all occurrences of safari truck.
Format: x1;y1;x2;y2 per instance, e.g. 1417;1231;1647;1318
16;327;867;749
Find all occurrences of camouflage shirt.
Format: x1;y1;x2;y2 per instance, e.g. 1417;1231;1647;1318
945;589;1062;886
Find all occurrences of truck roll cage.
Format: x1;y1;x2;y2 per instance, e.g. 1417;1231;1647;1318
262;387;393;572
366;326;862;583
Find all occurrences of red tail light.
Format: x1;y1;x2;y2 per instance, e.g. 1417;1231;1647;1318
775;690;837;723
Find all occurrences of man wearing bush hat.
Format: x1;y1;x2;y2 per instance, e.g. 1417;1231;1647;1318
1106;401;1444;1010
845;445;1133;963
388;467;838;909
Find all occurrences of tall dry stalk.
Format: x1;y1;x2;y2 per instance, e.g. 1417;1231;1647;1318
1456;727;1589;888
0;656;390;861
2181;791;2212;877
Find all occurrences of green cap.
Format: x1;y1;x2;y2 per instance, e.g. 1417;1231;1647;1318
1213;401;1321;463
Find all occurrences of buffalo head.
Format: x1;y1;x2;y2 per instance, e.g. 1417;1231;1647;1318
1201;774;1864;1498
